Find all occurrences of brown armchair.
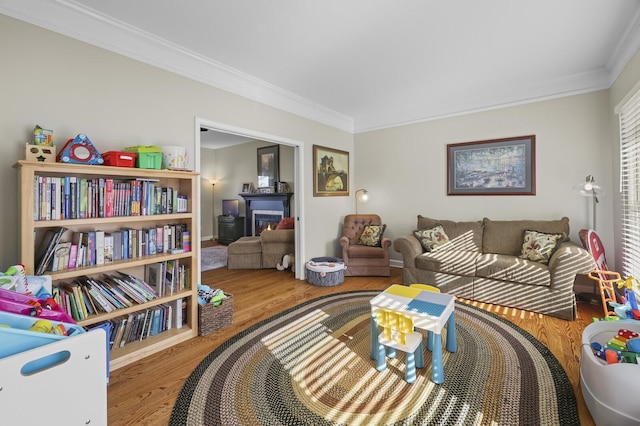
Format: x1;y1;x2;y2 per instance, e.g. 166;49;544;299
340;214;391;276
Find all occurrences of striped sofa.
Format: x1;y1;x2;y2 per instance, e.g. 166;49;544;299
393;215;596;320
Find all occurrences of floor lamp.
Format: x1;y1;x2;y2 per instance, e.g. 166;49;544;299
573;175;604;230
210;179;216;240
355;188;369;214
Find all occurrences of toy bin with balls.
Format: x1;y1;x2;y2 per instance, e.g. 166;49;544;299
580;320;640;425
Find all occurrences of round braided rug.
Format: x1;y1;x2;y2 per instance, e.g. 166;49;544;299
170;291;579;425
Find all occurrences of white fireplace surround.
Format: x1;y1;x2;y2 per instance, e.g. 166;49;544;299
252;209;284;236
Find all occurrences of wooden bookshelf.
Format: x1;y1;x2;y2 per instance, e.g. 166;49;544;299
15;160;200;370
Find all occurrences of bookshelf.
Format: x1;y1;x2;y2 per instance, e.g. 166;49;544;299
15;160;200;371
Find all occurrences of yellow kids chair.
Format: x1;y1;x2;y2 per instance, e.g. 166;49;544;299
375;309;424;383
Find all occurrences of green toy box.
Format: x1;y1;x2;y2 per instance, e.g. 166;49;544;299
123;145;163;169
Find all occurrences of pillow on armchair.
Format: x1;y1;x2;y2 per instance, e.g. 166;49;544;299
358;224;386;247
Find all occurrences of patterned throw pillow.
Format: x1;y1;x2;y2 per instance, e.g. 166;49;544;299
413;225;450;252
519;230;565;264
358;224;386;247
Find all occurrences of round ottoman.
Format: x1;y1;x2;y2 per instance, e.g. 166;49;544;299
306;257;346;286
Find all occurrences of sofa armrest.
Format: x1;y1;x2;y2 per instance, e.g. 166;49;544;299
548;241;596;291
339;235;351;250
260;229;294;243
393;235;423;268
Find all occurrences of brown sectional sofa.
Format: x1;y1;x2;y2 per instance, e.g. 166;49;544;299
393;215;596;320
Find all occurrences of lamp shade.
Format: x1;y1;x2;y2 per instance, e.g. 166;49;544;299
572;175;604;197
355;189;369;214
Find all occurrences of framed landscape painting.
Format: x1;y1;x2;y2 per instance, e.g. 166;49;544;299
313;145;349;196
447;135;536;196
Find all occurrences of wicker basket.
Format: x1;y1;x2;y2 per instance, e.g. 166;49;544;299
198;293;233;336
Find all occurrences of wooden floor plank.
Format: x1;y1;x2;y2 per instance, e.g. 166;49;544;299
107;248;600;425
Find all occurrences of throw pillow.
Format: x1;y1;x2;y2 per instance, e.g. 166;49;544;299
413;225;450;252
358;224;386;247
275;217;295;230
519;230;565;264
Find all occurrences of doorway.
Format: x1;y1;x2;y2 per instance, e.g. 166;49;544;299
194;118;305;279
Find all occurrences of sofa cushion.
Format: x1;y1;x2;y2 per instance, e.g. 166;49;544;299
475;253;550;286
346;244;386;259
482;217;570;256
415;249;480;276
358;224;386;247
416;215;483;252
413;225;449;252
519;230;565;264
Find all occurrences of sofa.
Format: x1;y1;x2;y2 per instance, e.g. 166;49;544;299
393;215;596;320
227;226;294;269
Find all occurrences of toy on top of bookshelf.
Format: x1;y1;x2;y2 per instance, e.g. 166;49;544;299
25;144;56;163
57;133;104;165
33;125;54;146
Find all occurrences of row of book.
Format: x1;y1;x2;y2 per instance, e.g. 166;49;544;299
33;175;188;221
87;298;186;350
144;259;190;298
52;272;160;321
35;224;191;275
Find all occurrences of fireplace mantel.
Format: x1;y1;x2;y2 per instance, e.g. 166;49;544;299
240;192;293;236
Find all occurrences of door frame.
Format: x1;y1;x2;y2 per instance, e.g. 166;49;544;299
194;117;306;278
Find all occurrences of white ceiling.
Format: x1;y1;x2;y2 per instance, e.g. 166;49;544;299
3;0;640;133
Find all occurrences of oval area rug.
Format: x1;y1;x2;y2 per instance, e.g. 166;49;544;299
170;291;579;425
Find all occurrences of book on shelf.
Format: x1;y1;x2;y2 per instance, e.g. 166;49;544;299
104;233;114;263
144;262;164;298
35;226;67;275
95;230;105;265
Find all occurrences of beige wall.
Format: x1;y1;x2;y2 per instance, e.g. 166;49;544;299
355;91;615;265
0;15;353;271
3;14;640;273
200;142;295;240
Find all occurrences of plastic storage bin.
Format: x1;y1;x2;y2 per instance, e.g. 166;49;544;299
306;257;346;286
0;310;85;360
102;151;137;167
124;145;163;169
580;320;640;425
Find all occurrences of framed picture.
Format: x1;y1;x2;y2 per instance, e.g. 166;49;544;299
447;135;536;196
242;183;251;193
257;145;279;188
313;144;349;196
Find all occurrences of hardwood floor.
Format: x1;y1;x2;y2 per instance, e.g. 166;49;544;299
107;249;601;425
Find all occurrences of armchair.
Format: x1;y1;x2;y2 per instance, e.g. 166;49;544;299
340;214;391;276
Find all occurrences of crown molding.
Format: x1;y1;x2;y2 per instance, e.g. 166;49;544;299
0;0;355;133
355;67;612;133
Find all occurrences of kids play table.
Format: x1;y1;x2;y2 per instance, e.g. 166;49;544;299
369;284;456;384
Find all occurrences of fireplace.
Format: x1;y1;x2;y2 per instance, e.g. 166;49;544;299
253;210;284;236
240;192;294;236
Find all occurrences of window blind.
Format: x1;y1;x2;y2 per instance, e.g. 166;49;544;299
619;87;640;278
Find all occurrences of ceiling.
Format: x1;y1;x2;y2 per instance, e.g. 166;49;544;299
3;1;640;133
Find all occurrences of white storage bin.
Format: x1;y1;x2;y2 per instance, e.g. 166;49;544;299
580;320;640;425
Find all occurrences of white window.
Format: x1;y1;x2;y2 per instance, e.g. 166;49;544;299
618;87;640;278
